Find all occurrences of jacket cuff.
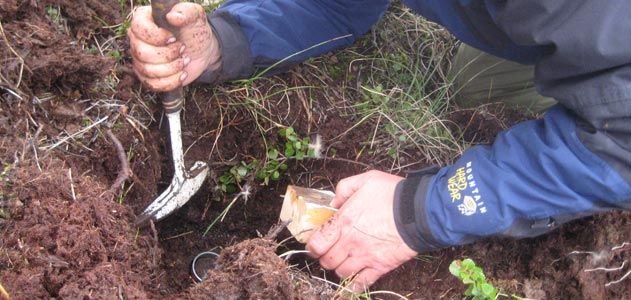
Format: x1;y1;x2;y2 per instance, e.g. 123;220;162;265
197;11;254;84
393;166;448;253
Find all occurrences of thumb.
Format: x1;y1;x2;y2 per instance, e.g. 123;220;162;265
330;171;372;208
306;217;341;258
167;2;204;28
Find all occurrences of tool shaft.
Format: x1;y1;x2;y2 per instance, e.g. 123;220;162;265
152;0;184;113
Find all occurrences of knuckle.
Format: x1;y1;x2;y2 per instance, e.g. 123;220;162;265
167;43;181;59
145;80;160;91
140;64;152;78
307;242;326;257
336;178;350;189
319;259;334;270
174;59;185;70
335;269;346;278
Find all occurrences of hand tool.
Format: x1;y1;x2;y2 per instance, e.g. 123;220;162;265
136;0;209;225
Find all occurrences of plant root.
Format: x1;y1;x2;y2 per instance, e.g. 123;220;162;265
105;129;132;197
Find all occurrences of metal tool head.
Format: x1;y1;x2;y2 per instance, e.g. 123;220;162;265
135;161;209;225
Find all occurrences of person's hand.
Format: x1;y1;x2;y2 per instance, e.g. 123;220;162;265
306;170;418;292
128;3;220;91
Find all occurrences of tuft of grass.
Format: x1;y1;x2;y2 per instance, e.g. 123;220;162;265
341;6;463;168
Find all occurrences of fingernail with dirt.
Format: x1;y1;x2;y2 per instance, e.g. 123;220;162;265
166;37;176;44
183;56;191;66
180;45;186;54
180;72;188;81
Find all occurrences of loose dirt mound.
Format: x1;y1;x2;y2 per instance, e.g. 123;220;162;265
188;238;332;300
0;154;159;299
0;0;114;95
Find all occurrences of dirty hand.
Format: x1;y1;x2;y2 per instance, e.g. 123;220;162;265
306;170;418;292
129;3;220;91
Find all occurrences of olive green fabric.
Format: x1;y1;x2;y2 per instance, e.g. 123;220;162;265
449;44;556;113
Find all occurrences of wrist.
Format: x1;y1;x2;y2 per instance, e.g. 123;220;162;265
393;166;447;253
196;11;254;84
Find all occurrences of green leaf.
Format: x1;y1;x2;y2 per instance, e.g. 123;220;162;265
225;184;237;194
278;128;287;137
294;141;302;150
464;285;474;296
284;144;295;157
449;261;461;277
295;151;305;161
462;277;475;284
268;148;279;160
272;171;280;180
470;286;483;297
268;160;279;168
287;134;297;142
286;127;295;136
461;259;476;270
480;283;496;297
219;174;233;185
279;163;288;171
237;166;248;177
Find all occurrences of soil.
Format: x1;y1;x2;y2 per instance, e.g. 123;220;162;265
1;1;630;300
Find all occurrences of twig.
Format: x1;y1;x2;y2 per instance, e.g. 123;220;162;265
31;125;43;172
163;230;194;241
41;116;109;151
0;20;26;89
68;168;76;201
105;129;132;196
149;220;159;267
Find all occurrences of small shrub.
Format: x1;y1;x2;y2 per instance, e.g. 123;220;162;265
449;259;498;300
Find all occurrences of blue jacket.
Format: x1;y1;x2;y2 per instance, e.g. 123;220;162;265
200;0;631;252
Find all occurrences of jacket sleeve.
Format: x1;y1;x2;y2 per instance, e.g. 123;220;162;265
196;0;389;83
394;0;631;252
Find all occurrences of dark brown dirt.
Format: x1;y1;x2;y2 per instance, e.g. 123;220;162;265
1;1;630;299
0;154;158;299
0;0;114;96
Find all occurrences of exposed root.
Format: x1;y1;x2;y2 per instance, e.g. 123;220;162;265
265;220;291;240
606;269;631;287
105;129;132;196
570;241;631;288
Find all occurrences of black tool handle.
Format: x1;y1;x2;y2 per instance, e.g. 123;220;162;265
152;0;184;113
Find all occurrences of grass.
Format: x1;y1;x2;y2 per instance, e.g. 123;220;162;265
204;4;462;178
0;0;533;299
